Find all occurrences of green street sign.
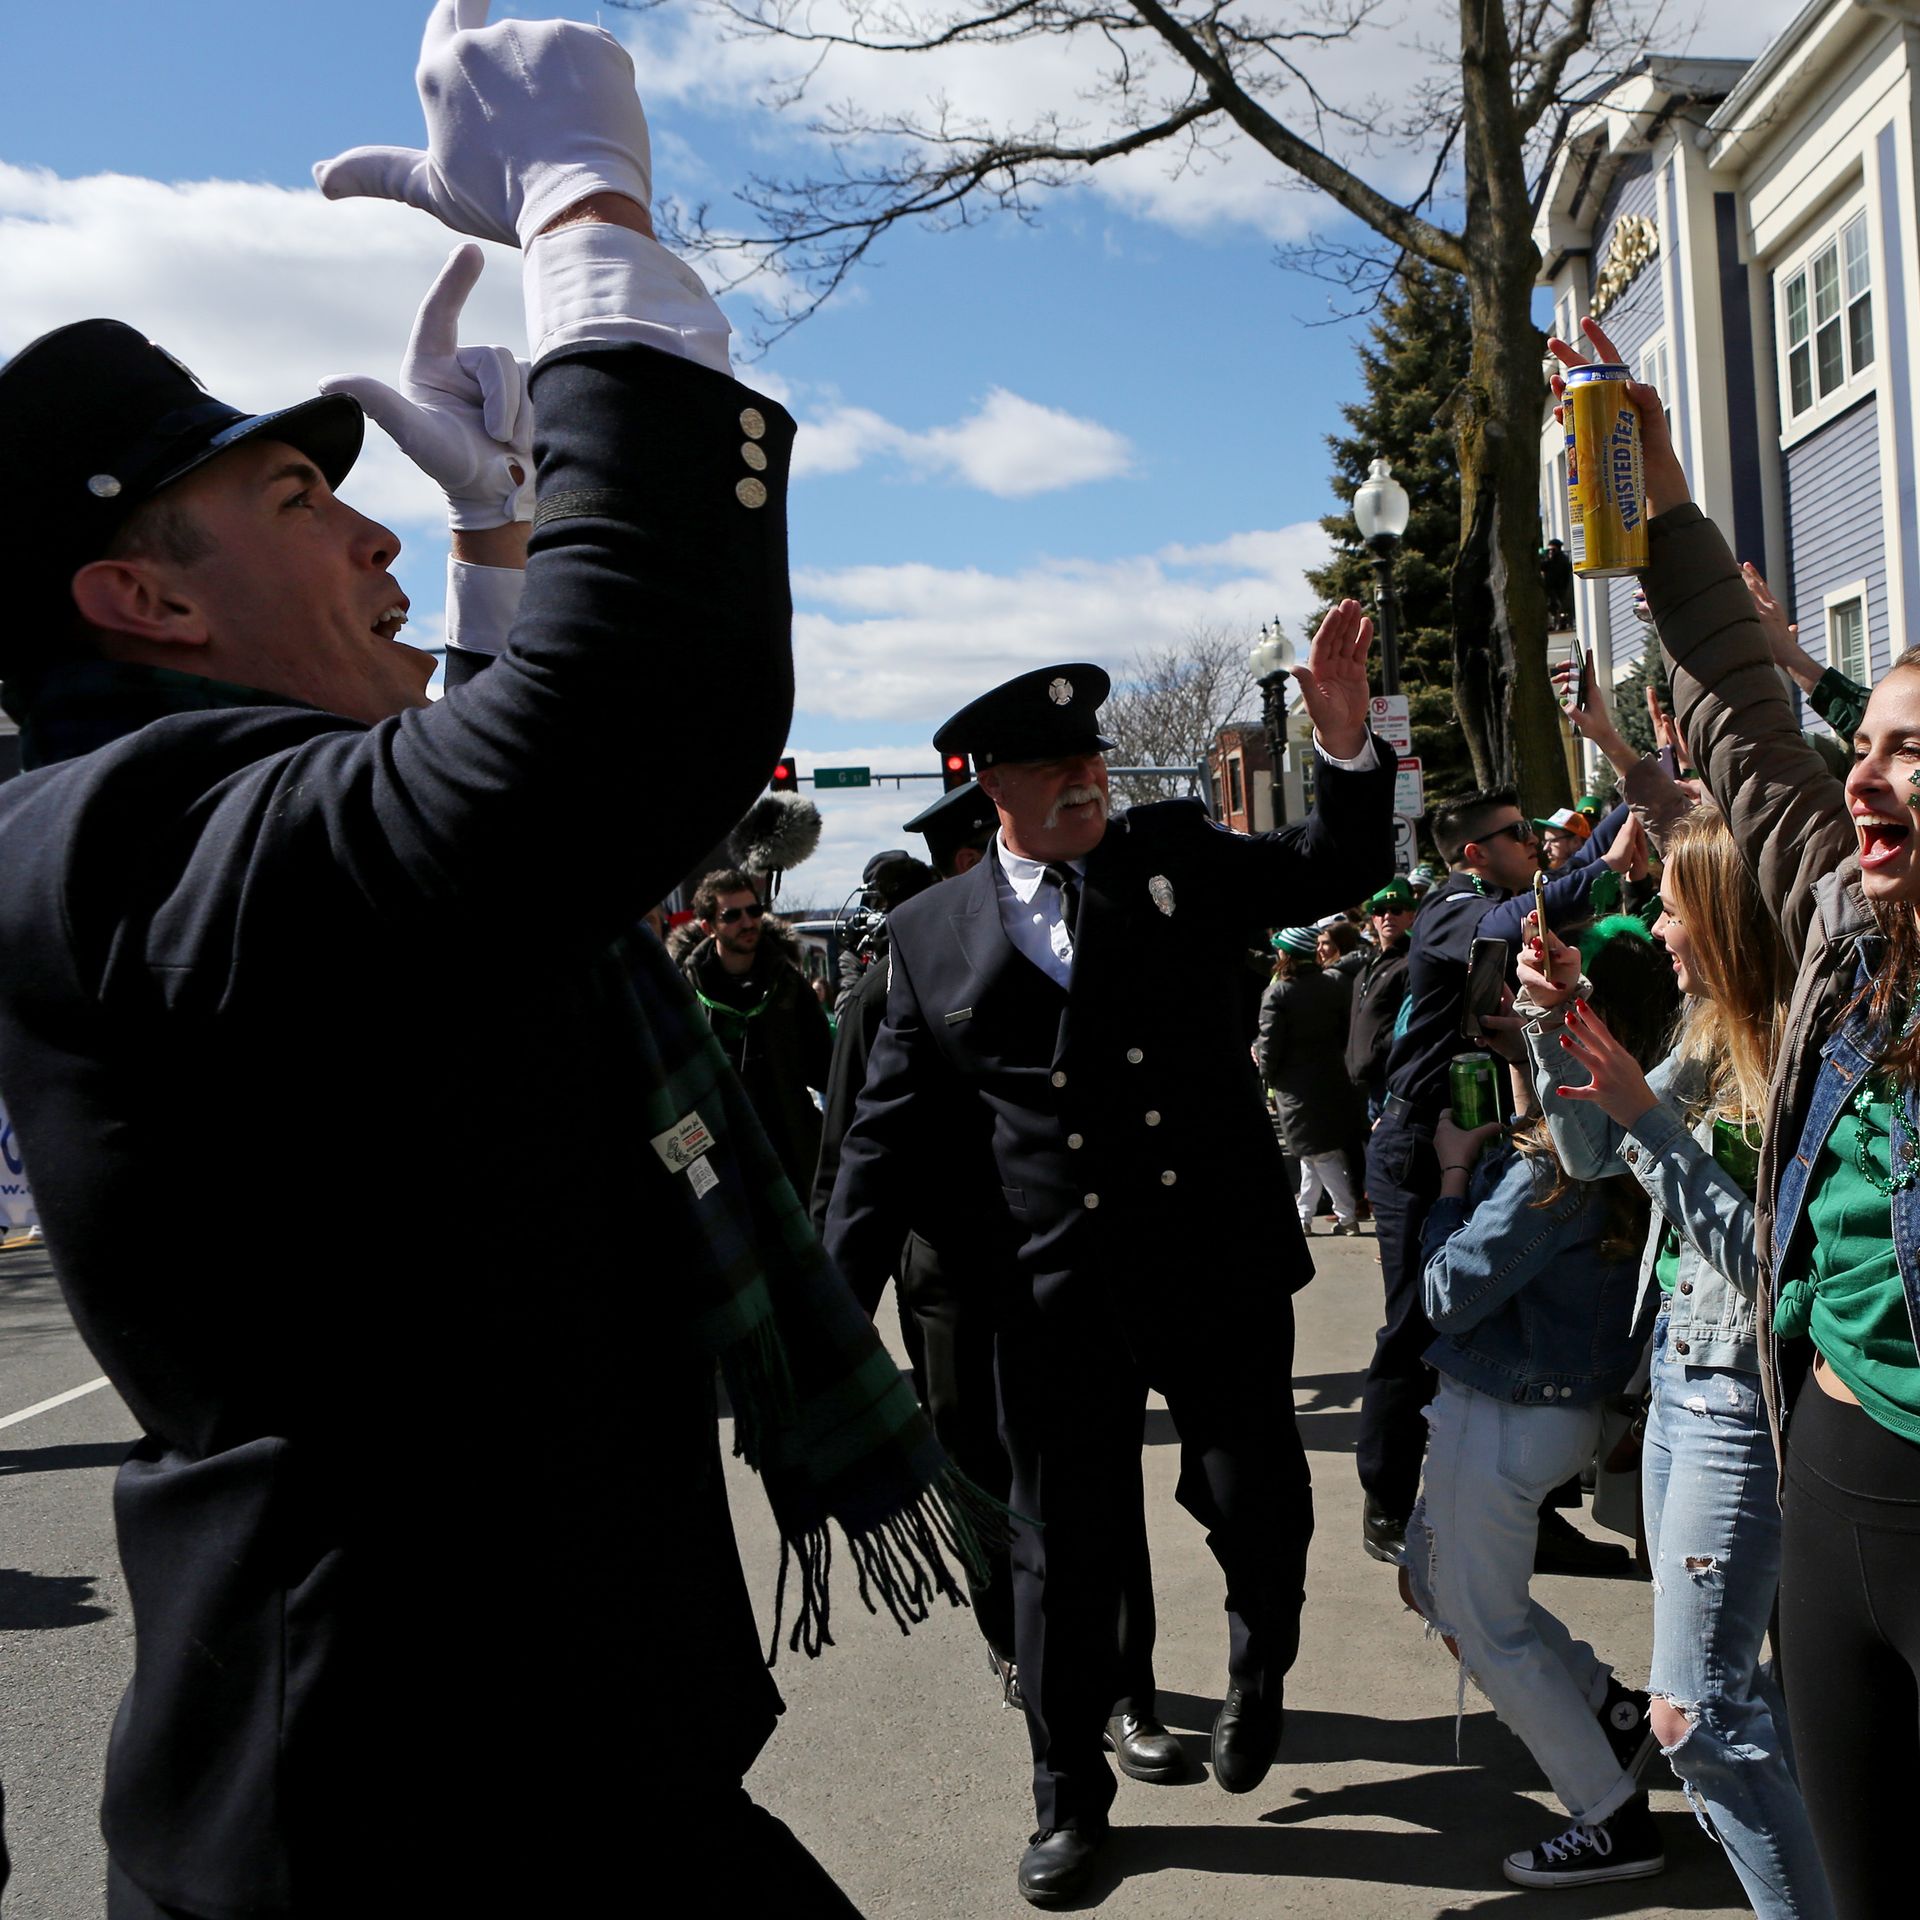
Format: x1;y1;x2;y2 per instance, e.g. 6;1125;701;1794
813;766;872;789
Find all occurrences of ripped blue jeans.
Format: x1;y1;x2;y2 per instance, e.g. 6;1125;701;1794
1643;1313;1832;1920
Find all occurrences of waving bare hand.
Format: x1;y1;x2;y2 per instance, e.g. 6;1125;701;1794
1292;598;1374;760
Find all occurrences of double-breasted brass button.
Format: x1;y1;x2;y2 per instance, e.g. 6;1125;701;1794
1160;1170;1177;1186
1051;1070;1068;1089
1144;1111;1162;1127
1126;1047;1144;1064
1084;1193;1101;1210
735;477;767;509
1067;1133;1085;1150
740;407;767;439
740;442;767;472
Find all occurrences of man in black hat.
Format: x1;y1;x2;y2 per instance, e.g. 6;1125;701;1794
825;619;1396;1903
812;784;1170;1764
0;8;960;1915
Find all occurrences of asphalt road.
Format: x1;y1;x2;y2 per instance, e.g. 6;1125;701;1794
1;1230;1751;1918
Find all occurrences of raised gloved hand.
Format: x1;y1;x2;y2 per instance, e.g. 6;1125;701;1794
320;245;532;529
312;1;651;248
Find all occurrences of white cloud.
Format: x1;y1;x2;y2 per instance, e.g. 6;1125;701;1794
789;518;1334;725
790;386;1132;493
919;388;1132;495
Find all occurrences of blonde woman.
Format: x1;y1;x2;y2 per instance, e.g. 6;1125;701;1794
1520;813;1829;1918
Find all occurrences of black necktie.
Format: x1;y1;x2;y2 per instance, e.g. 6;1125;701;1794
1043;863;1081;938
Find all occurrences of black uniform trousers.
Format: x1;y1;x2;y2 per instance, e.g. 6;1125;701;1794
1358;1114;1441;1520
998;1286;1312;1832
903;1234;1156;1704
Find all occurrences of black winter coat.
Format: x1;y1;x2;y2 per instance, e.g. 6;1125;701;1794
1258;967;1364;1157
0;346;796;1914
1344;932;1412;1091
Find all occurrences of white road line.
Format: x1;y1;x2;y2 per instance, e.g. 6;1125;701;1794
0;1376;110;1433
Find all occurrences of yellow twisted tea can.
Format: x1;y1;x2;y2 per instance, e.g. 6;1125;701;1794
1565;364;1648;576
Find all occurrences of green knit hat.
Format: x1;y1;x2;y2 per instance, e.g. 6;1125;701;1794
1272;926;1320;956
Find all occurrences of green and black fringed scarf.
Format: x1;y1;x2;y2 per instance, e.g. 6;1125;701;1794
7;658;1012;1664
617;926;1010;1659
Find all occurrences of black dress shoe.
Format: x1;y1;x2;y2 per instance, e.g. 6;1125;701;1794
1362;1493;1408;1566
1102;1712;1187;1782
1211;1681;1282;1795
1534;1507;1637;1579
1016;1825;1105;1907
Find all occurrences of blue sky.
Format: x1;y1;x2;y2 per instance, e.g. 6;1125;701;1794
0;0;1805;905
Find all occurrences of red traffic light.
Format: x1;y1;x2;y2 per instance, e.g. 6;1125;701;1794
770;755;799;793
941;750;970;792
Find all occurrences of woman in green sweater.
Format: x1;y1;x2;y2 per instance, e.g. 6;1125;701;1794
1551;317;1920;1920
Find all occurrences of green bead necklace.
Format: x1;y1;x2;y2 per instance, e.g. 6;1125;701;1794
1852;996;1920;1196
1851;1075;1920;1195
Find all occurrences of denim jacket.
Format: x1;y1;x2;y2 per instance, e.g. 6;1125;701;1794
1770;933;1920;1371
1419;1138;1644;1405
1527;1026;1762;1374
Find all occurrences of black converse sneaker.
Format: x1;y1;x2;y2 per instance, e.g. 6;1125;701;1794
1596;1674;1657;1779
1502;1793;1665;1889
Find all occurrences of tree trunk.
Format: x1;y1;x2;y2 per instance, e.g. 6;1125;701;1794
1450;1;1572;812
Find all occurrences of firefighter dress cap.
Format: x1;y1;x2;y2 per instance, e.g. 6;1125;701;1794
902;780;997;868
933;663;1115;768
0;318;364;655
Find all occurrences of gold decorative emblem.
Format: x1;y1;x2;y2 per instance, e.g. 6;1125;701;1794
1592;213;1660;320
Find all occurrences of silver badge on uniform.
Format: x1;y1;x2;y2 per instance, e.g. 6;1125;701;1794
1148;874;1176;916
1048;676;1074;706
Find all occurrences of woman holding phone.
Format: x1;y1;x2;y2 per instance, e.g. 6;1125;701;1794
1550;314;1915;1918
1517;813;1830;1919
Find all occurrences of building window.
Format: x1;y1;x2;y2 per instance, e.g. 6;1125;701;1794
1639;335;1673;431
1227;754;1245;818
1825;583;1870;686
1781;210;1874;423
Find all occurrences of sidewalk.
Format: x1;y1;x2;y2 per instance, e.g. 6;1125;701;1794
727;1228;1749;1917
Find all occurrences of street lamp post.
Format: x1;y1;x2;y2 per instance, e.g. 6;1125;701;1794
1353;455;1412;698
1248;619;1295;827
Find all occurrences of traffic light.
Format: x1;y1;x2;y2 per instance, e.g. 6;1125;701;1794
941;750;970;792
770;755;799;794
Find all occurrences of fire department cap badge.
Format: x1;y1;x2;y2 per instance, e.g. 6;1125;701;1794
1048;677;1074;706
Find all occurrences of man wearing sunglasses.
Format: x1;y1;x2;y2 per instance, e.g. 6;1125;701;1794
1357;788;1639;1573
682;868;833;1190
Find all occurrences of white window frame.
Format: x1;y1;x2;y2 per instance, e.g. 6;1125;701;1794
1823;578;1871;688
1637;333;1674;435
1775;199;1877;443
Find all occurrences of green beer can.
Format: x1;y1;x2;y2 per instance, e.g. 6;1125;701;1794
1449;1051;1502;1129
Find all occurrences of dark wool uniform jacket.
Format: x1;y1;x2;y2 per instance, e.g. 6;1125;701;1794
824;768;1396;1344
0;347;795;1915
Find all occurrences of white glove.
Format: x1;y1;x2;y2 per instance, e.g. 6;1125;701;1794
312;1;651;249
319;245;533;530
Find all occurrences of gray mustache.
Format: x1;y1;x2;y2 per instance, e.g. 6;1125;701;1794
1043;785;1110;830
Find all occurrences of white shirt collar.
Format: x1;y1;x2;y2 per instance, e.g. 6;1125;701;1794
996;836;1084;902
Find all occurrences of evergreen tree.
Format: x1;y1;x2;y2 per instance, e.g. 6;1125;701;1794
1613;646;1672;759
1306;263;1477;809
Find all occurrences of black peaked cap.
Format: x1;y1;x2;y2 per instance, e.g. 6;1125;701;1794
0;318;364;641
932;662;1115;768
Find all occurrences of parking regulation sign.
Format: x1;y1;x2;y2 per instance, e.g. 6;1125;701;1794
1369;694;1412;753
